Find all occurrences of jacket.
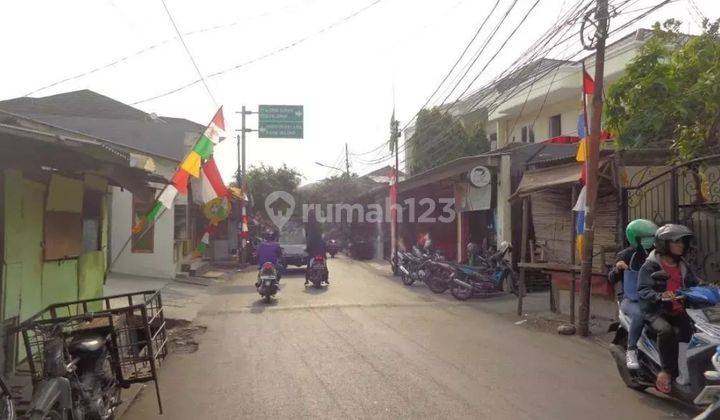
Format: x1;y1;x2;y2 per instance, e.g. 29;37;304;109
637;250;698;317
257;241;282;268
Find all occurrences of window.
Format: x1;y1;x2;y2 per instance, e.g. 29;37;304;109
520;126;534;143
82;190;103;252
174;204;188;240
549;114;562;138
132;189;155;253
489;133;497;149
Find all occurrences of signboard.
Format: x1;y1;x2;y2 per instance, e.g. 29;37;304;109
258;105;303;139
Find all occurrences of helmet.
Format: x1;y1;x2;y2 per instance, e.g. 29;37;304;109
625;219;658;250
263;229;277;242
654;224;694;256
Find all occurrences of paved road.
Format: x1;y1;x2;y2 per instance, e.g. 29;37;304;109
125;256;692;419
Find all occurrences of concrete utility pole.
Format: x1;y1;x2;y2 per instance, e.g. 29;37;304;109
236;106;254;266
578;0;609;337
390;116;400;267
345;143;350;177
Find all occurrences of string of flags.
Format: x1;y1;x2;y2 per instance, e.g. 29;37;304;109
132;107;233;255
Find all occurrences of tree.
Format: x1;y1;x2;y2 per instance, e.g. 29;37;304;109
406;108;489;175
605;19;720;160
243;163;302;216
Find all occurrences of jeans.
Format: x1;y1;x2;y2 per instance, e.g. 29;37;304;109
648;313;693;375
620;299;644;350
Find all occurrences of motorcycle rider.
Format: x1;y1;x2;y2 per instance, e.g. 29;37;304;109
637;224;698;394
305;210;328;285
256;229;282;286
608;219;658;370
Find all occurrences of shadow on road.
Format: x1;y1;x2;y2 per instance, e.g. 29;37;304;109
250;297;279;313
302;285;329;295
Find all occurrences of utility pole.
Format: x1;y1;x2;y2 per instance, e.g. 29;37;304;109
390;115;400;268
236;106;254;267
578;0;609;337
345;143;350;177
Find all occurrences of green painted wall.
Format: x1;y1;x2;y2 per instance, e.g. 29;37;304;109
78;251;104;312
3;170;25;320
19;180;44;321
2;170;109;323
41;260;78;317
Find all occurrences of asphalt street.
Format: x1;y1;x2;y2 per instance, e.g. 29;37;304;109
124;256;692;419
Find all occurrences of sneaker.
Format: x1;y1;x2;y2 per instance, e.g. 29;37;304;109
626;349;640;370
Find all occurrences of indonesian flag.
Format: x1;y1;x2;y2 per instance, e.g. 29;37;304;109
582;70;595;95
192;158;229;203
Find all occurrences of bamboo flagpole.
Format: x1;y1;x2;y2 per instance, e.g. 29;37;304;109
106;107;227;276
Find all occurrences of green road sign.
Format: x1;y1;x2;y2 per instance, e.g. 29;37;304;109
258;105;303;139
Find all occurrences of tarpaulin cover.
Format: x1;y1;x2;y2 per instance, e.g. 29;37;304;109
511;162;582;200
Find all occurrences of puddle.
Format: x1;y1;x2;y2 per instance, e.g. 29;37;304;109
165;318;207;354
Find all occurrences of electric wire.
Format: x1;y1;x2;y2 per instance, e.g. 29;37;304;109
159;0;217;106
130;0;386;105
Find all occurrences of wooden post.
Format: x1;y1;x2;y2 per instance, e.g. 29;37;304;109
569;185;578;322
517;197;529;316
578;0;609;337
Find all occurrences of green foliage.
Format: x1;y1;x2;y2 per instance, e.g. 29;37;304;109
406;108;490;175
243;163;302;215
604;19;720;160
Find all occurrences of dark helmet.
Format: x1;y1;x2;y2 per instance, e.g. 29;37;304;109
625;219;658;250
263;228;277;242
654;224;694;256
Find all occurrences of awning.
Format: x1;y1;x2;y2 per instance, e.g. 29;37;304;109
510;162;581;201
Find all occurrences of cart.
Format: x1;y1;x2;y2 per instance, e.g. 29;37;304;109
17;290;168;414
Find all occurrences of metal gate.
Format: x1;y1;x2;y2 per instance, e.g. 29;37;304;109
624;156;720;282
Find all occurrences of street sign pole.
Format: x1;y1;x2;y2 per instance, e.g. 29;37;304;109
236;106;255;267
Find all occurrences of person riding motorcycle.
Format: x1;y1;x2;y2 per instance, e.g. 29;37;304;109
305;210;328;285
637;224;698;394
608;219;658;370
256;229;282;286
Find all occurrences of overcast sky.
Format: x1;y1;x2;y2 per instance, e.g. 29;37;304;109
1;0;718;184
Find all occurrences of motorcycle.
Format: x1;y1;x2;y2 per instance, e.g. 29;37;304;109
610;272;720;417
396;247;448;293
327;239;340;258
445;263;501;301
20;314;122;420
306;255;329;288
0;375;15;420
257;262;280;302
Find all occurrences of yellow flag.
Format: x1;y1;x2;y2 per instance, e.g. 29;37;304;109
576;138;587;162
576;234;584;260
180;151;202;178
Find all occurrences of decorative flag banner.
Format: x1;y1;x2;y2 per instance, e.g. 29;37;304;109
196;231;210;254
133;106;227;236
576;138;587;162
577;113;587;138
573;185;588;259
583;70;595;95
196;158;229;203
180;151;202;178
172;169;190;194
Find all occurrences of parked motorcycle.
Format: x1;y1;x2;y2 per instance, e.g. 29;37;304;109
0;375;15;420
257;262;280;302
446;263;501;301
396;247;448;293
17;314;121;420
306;255;329;288
610;272;720;417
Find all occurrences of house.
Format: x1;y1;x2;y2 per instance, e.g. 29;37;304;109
468;29;655;149
0;108;157;369
0;90;206;279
